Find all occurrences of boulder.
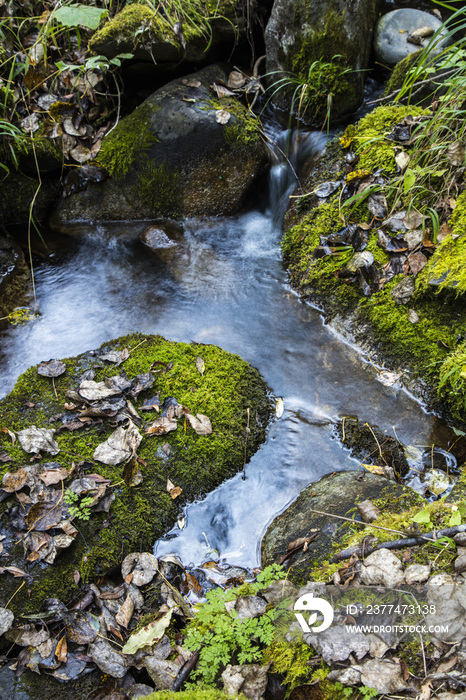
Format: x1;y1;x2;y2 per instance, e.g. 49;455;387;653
0;171;60;226
88;2;244;66
261;471;416;580
0;233;31;319
49;66;268;231
264;0;380;122
374;9;449;67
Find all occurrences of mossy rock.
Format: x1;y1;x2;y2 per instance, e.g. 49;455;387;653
50;65;267;230
89;2;243;65
0;170;60;225
142;687;247;699
280;103;466;422
0;333;271;615
264;0;381;123
261;471;420;583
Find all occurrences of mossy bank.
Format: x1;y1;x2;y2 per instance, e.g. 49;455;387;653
282;103;466;424
0;333;271;615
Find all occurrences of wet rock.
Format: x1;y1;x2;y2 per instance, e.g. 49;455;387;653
0;171;60;226
391;276;415;304
374;9;448;66
50;65;267;230
261;471;412;579
0;233;31;320
265;0;380;122
141;224;180;251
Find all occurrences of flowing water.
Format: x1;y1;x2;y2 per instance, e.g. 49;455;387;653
0;128;456;569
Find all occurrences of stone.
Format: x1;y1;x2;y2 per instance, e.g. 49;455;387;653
391;276;415;304
141;225;179;251
261;471;411;579
360;548;405;588
306;624;370;662
0;171;60;226
222;663;270;700
404;563;430;585
50;65;267;230
404;229;423;249
345;251;374;273
264;0;381;122
374;9;448;66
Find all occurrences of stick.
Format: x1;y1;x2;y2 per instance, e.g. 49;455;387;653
330;523;466;562
171;649;201;692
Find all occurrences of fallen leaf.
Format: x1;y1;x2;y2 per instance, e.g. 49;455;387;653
0;450;12;462
2;468;28;492
115;594;134;629
100;348;129;366
28;499;64;531
74;570;80;585
93;422;142;465
196;356;205;375
64;610;100;644
275;398;284;418
162;443;171;457
146;416;178;436
215;109;231;124
78;379;122;401
0;566;26;577
377;370;401;386
169;486;182;499
447;140;465;166
409;251;428;276
418;680;432;700
181;78;201;88
1;427;16;446
212;82;235;98
55;635;68;663
166;478;176;492
185;413;212;435
395;151;410;170
178;517;185;530
39;467;68;485
436;655;457;674
18;426;59;455
121;552;158;586
122;609;174;655
37;359;66;378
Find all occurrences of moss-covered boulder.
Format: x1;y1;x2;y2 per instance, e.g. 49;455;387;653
0;232;30;318
261;471;420;582
89;2;243;66
264;0;380;123
49;65;267;230
0;333;271;615
0;170;60;225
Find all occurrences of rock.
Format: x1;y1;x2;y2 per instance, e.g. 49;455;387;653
265;0;380;122
88;3;242;65
391;276;415;304
142;657;180;688
141;224;180;251
234;596;267;619
407;309;420;324
0;233;31;320
50;65;267;230
374;9;448;66
0;171;60;226
455;548;466;573
454;532;466;547
437;694;466;700
261;471;413;579
222;663;270;700
404;229;423;249
126;684;156;699
360;548;405;588
0;608;14;636
345;251;374;273
306;625;370;662
404;563;430;584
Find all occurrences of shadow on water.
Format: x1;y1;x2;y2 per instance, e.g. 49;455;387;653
0;126;456;568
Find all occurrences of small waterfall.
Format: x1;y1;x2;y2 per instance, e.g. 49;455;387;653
264;125;328;227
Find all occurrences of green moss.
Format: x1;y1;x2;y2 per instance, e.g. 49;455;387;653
136;158;181;215
418;190;466;296
98;101;158;179
0;334;271;614
262;640;313;691
142;688;247;700
353;104;430;172
438;344;466;419
202;99;261;146
366;232;390;265
89;5;176;53
384;51;423;96
359;279;456;375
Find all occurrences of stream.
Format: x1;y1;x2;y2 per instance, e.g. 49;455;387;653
0;126;456;569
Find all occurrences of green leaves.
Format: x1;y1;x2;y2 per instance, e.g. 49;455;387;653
52;4;107;31
403;167;417;195
122;608;174;654
412;508;432;526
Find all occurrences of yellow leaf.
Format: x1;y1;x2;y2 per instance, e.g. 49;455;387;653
345;169;372;183
361;463;385;475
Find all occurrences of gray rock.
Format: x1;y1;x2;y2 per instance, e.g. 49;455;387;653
141;225;179;251
346;251;374;273
261;471;410;578
222;663;270;700
374;9;448;66
142;657;180;689
391;276;415;304
0;608;14;636
360;548;405;588
407;309;420;324
126;684;156;699
404;563;430;584
265;0;380;122
50;65;267;230
306;624;370;662
404;229;423;249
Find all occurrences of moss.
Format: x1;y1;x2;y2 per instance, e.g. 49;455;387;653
261;640;313;690
0;334;271;614
142;687;247;700
352;104;430;172
98;101;158;180
136;159;181;215
418;190;466;296
437;344;466;419
89;5;176;53
384;50;423;96
202;99;262;146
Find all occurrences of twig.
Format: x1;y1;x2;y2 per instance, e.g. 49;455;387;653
171;649;201;691
5;580;26;609
331;523;466;562
365;422;385;463
307;508;405;536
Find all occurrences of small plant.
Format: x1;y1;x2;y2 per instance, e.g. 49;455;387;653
185;564;286;685
64;489;94;521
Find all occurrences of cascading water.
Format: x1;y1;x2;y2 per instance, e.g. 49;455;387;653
0;125;456;572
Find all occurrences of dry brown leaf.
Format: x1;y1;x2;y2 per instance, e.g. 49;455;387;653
409;251;428;276
166;478;175;492
39;467;68;485
55;635;68;663
145;416;178;436
37;359;66;378
185;413;212;435
169;486;182;500
0;566;26;577
1;427;16;446
418;680;432;700
115;594;134;629
2;468;28;493
436;655;457;674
